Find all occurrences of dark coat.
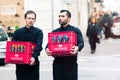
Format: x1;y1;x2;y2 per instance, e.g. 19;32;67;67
46;24;84;80
100;14;113;28
86;23;100;44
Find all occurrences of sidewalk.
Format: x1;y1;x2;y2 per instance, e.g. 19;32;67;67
79;38;120;57
78;38;120;80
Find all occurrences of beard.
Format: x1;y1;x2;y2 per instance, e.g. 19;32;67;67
59;21;67;28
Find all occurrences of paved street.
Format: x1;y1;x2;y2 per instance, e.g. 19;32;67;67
80;38;120;56
78;38;120;80
0;38;120;80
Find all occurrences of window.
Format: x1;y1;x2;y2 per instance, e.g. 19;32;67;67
0;28;8;41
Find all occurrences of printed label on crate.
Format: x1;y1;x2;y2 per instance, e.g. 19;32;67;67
10;54;23;60
54;44;68;50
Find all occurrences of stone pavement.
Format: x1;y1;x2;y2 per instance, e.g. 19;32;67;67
77;38;120;80
79;38;120;57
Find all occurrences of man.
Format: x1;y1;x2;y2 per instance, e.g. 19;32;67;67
45;9;84;80
12;10;43;80
99;12;112;39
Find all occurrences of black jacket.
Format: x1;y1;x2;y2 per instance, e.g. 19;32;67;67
86;23;100;37
86;23;100;43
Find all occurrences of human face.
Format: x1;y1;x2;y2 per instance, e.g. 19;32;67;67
91;17;96;24
25;13;36;28
58;12;70;27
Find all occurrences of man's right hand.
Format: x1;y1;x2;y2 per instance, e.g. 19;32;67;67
45;48;51;56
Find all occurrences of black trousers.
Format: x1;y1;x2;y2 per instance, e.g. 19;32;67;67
89;36;97;51
53;60;78;80
16;59;39;80
104;27;111;39
90;41;96;51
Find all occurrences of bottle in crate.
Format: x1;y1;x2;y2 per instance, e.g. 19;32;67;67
63;35;69;43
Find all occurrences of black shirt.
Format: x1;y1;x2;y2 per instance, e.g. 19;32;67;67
12;26;43;59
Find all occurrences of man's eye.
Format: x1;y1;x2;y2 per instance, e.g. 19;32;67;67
26;18;35;20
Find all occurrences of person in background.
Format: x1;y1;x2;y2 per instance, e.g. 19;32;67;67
97;11;104;39
86;13;101;54
12;10;43;80
45;9;84;80
88;12;97;24
99;12;113;39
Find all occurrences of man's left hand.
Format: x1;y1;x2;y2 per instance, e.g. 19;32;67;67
71;46;79;54
30;57;35;65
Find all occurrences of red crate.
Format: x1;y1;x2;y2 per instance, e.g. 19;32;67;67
48;31;77;57
5;41;36;64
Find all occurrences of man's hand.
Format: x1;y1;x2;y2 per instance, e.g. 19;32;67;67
30;57;35;66
70;46;79;54
45;48;51;56
97;35;101;38
105;23;108;26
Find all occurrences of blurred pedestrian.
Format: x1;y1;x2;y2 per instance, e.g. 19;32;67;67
97;11;104;38
45;9;84;80
100;12;113;39
86;14;101;54
12;10;43;80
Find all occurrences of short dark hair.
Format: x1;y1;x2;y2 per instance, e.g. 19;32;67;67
60;9;71;18
24;10;36;19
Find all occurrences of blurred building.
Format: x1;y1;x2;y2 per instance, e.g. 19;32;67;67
0;0;24;33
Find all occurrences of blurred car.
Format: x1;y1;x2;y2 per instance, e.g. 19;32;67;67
0;26;9;66
111;16;120;36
